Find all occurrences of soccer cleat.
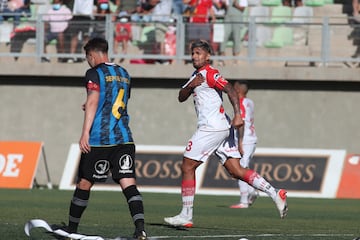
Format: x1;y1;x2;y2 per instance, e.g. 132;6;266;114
133;230;147;240
248;190;259;206
275;189;288;219
229;203;249;209
164;214;193;228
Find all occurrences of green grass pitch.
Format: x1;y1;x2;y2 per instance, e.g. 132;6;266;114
1;189;359;240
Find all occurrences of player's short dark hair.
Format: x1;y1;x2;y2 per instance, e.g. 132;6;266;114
84;37;108;54
190;40;213;55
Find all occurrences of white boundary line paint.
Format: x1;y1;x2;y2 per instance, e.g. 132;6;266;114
25;219;356;240
148;233;355;239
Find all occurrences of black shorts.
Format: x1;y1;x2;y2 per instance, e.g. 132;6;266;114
77;144;136;184
66;16;92;37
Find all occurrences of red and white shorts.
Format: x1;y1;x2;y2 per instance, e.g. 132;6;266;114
184;128;241;165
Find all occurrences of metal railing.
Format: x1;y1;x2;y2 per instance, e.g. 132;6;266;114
0;12;359;67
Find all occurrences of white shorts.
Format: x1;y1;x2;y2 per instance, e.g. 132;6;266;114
184;127;241;165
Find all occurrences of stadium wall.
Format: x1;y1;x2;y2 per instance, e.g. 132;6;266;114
0;63;360;188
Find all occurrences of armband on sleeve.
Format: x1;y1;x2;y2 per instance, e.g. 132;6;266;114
87;81;100;91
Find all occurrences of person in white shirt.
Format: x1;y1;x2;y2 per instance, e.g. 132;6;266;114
229;80;260;208
164;40;288;228
42;0;72;62
151;0;173;64
65;0;94;63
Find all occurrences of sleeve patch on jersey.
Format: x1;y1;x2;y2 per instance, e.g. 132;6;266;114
87;81;100;91
212;73;228;90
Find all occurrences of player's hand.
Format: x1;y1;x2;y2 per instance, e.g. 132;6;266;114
231;114;244;129
189;73;205;88
79;133;91;153
238;143;244;157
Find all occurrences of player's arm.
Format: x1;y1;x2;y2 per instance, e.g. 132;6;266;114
178;73;204;102
223;83;243;128
79;89;99;153
178;85;193;102
79;70;100;153
238;125;244;156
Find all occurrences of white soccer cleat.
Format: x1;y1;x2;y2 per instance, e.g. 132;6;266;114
248;190;259;206
133;230;147;240
164;214;193;228
229;203;249;209
275;189;288;219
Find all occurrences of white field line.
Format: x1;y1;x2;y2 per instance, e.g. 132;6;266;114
148;233;356;239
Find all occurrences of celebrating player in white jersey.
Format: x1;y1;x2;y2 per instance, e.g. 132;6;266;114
164;40;288;228
230;80;259;209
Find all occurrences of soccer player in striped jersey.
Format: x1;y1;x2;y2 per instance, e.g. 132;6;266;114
164;40;288;228
58;38;147;240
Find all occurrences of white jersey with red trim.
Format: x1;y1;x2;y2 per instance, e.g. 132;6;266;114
183;64;230;131
240;97;257;144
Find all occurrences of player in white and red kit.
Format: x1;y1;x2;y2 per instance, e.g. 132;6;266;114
230;80;260;209
164;40;288;228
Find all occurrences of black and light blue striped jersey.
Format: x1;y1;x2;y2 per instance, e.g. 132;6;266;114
85;63;133;146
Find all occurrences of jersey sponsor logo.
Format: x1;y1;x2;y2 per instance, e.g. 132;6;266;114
119;154;133;174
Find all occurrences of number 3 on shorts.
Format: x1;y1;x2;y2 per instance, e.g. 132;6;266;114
186;140;193;151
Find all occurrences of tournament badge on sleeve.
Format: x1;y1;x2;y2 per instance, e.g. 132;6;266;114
24;219;134;240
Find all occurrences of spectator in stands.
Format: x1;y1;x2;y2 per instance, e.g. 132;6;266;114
172;0;185;15
134;0;160;22
115;0;138;21
0;0;31;27
90;0;112;39
151;0;173;64
184;0;216;59
211;0;227;54
282;0;302;7
353;0;360;20
64;0;94;63
0;0;8;15
218;0;248;66
114;13;132;63
345;0;360;58
212;0;226;20
42;0;72;63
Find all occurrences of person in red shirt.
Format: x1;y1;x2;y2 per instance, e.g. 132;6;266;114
184;0;216;61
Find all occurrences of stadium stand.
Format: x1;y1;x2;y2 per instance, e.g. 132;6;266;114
0;1;358;68
248;5;270;23
304;0;325;7
261;0;282;6
264;26;294;48
269;5;292;24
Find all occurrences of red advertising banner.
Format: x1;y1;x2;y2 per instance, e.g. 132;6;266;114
336;154;360;199
0;141;43;189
